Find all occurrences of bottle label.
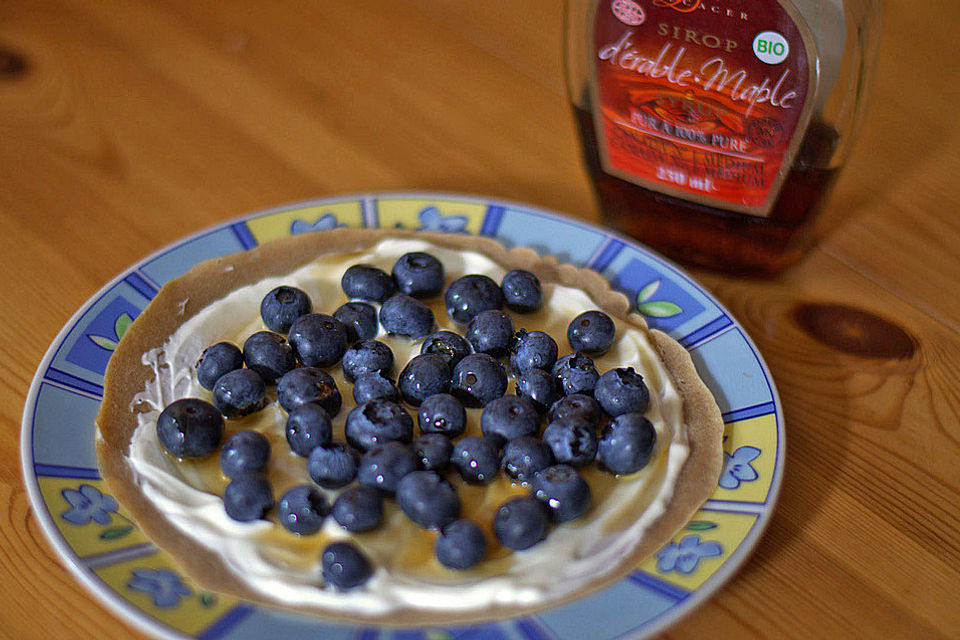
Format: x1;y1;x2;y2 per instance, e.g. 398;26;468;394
589;0;818;216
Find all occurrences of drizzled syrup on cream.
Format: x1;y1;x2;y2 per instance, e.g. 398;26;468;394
127;238;689;619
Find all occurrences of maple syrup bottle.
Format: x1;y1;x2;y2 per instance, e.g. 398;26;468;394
566;0;880;273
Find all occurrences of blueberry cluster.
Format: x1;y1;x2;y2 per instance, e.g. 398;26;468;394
155;251;657;591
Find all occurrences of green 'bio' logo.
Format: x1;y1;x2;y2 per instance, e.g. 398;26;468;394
753;30;789;65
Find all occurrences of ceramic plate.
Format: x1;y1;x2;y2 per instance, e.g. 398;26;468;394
22;193;784;640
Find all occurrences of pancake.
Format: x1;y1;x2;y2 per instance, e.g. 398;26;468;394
95;228;723;624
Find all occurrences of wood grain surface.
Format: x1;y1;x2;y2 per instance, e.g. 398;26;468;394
2;1;959;638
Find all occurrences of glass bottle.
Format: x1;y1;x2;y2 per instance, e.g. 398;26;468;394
566;0;881;273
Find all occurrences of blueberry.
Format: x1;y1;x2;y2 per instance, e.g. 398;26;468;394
357;441;418;494
465;310;514;357
552;353;600;396
480;395;540;446
341;264;395;303
285;402;332;457
542;418;598;467
598;412;656;474
412;433;453;472
493;497;548;550
546;393;602;429
223;473;274;522
420;330;472;367
345;399;414;452
418;393;467;438
352;372;400;404
333;301;379;343
445;274;504;324
332;485;383;532
436;519;487;569
289;314;349;368
213;369;268;418
451;436;501;484
379;294;435;338
530;464;592;522
308;441;359;488
398;354;451;406
501;269;543;314
156;398;224;458
451;353;508;407
243;331;297;383
260;285;312;334
321;541;373;589
551;354;576;376
342;340;394;383
567;310;616;355
396;470;460;529
515;368;560;413
195;342;244;391
501;436;553;483
277;367;342;417
509;330;558;375
219;430;270;477
392;252;444;298
594;367;650;417
277;485;329;535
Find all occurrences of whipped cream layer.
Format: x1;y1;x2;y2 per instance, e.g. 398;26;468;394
127;238;690;619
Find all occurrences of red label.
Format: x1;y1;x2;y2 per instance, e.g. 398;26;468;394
590;0;817;216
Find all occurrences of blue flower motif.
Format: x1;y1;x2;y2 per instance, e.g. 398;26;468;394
657;535;723;574
290;213;343;234
416;206;468;233
127;568;192;608
719;445;761;490
61;484;118;526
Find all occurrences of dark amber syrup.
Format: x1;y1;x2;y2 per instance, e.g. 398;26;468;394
574;105;840;274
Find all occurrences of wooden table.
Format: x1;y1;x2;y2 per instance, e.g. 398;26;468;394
2;1;958;638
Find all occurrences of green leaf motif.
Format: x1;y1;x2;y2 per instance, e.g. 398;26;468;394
89;335;119;350
637;279;661;303
200;592;217;607
100;525;133;540
638;301;683;318
425;631;455;640
89;312;135;351
115;313;133;340
686;521;718;531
